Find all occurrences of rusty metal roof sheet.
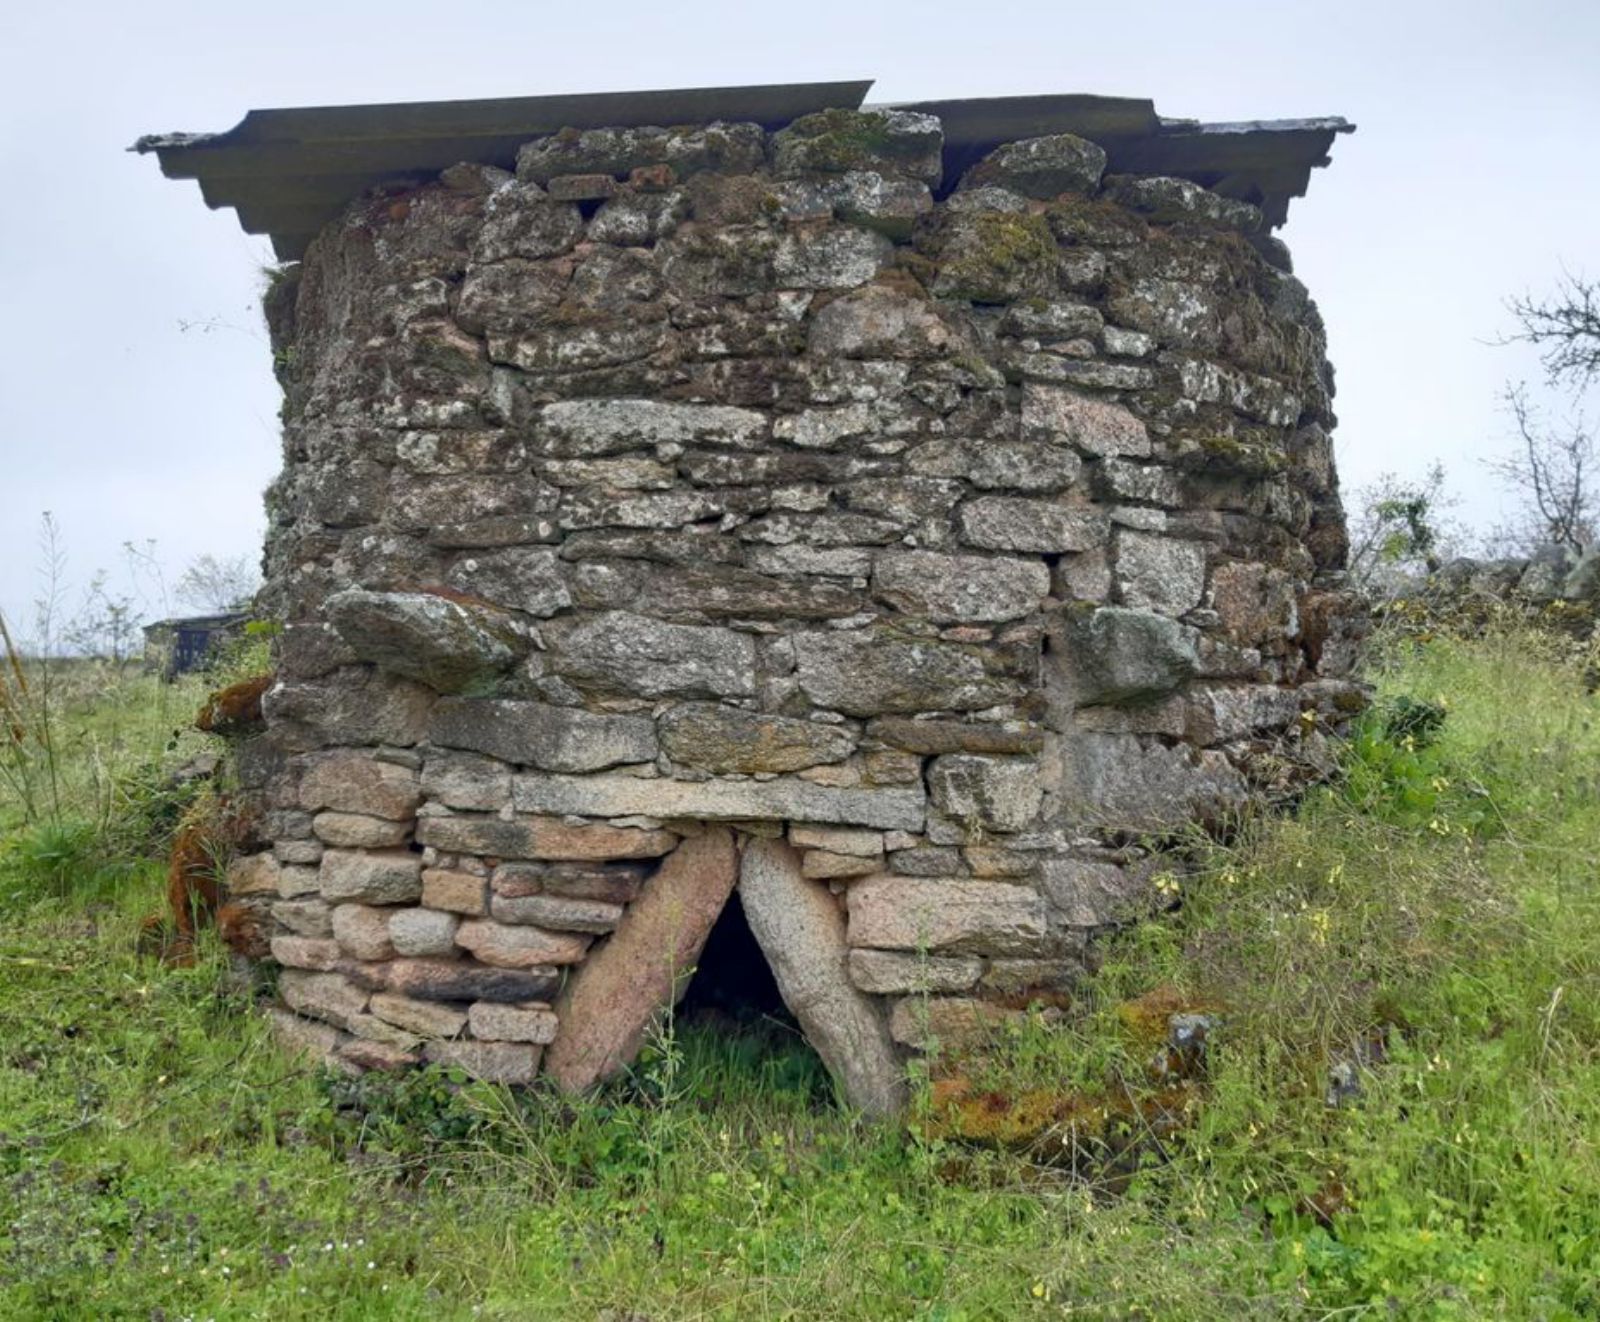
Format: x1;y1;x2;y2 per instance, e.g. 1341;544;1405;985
134;81;1350;259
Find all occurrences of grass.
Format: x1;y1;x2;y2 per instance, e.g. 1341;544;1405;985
0;623;1597;1318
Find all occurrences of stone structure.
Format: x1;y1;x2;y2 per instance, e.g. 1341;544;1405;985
142;87;1362;1113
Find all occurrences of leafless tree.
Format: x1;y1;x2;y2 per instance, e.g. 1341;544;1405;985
1489;271;1599;555
1505;271;1600;392
1486;386;1595;556
174;553;260;614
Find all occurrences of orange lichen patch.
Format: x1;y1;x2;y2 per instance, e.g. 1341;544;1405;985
1114;984;1222;1049
921;1075;1203;1166
216;899;270;960
138;794;255;967
195;673;272;734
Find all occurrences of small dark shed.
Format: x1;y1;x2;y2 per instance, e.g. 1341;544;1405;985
142;613;250;679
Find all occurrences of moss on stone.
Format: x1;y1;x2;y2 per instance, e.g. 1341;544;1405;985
935;212;1056;304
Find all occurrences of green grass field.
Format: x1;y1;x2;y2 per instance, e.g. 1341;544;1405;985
1;627;1597;1319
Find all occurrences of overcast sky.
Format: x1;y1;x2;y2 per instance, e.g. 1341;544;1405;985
2;0;1596;635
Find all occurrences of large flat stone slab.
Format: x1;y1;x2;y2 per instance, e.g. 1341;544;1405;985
544;828;739;1093
739;839;906;1116
512;772;925;831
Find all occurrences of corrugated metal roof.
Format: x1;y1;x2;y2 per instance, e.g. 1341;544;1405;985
134;81;876;260
134;81;1350;258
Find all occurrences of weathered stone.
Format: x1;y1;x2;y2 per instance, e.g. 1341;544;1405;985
369;992;468;1038
512;771;925;831
932;211;1057;303
268;1007;345;1066
1048;732;1246;830
792;629;1020;716
313;812;411;848
417;813;679;861
298;751;422;821
554;611;756;699
494;861;649;905
517;122;765;184
455;919;590;968
473;183;583;260
739;839;906;1114
228;853;281;897
423;1038;542;1084
1101;174;1263;231
772;109;944;183
1058;606;1199;705
388;906;461;957
319;849;423;905
928;755;1043;833
324;589;524;692
490;892;623;934
366;957;561;1004
1115;532;1208;615
866;717;1043;756
421;868;489;915
274;898;334;938
808;284;953;359
873;552;1048;624
280;969;368;1029
846;948;983;995
800;849;880;880
430;698;657;772
1038;856;1151;927
337;1037;418;1072
847;876;1048;954
276;865;321;900
775;227;894;290
789;824;884;857
1021;384;1152;457
271;935;344;971
958;497;1109;554
589;190;690;245
466;1001;560;1044
907;438;1083;493
961;134;1107;199
538;399;766;455
825;172;933;239
659;703;855;773
345;1012;424;1051
546;829;739;1093
420;750;513;811
331;903;398;961
444;547;572;618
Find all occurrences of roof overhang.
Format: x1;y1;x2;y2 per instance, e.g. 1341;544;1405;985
134;80;1352;260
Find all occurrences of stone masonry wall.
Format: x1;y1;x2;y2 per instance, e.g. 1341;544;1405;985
231;108;1365;1112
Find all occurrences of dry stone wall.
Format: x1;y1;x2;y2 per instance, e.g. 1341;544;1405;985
238;108;1364;1111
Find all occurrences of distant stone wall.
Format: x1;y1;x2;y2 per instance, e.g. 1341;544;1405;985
234;108;1365;1110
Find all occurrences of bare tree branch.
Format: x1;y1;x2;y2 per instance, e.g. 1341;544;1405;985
1504;270;1600;392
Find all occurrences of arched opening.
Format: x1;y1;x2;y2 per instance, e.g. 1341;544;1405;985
677;889;792;1026
673;888;831;1100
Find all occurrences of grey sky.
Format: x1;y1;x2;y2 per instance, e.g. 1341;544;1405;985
2;0;1596;633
